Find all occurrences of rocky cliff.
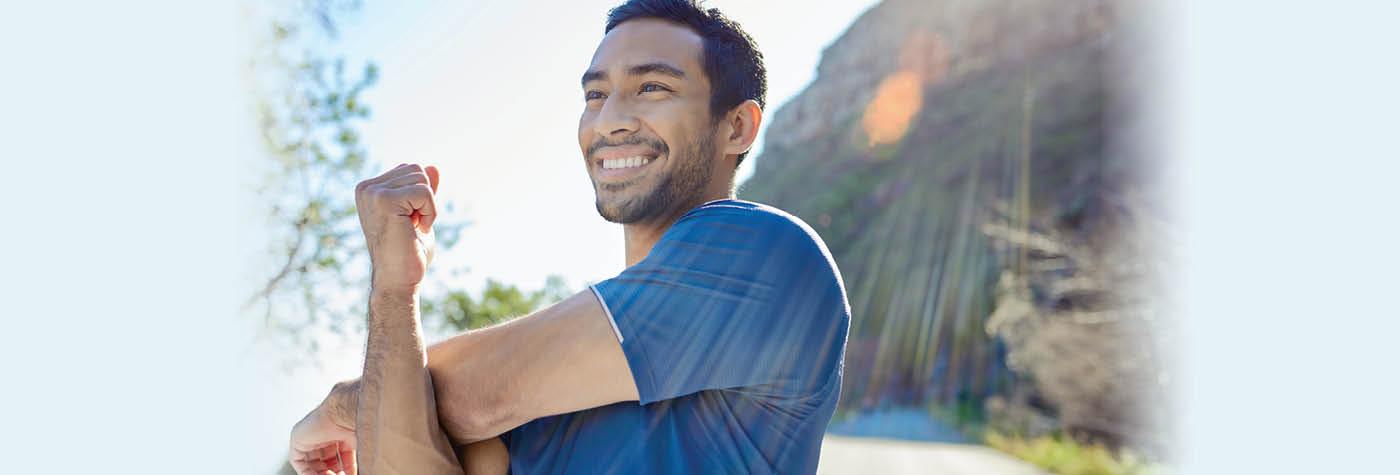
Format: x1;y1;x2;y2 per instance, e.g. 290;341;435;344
741;0;1171;454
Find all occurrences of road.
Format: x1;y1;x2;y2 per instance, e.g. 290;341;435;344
817;435;1046;474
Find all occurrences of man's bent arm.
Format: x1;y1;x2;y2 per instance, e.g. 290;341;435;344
323;367;508;474
427;287;639;443
355;289;463;474
326;287;639;445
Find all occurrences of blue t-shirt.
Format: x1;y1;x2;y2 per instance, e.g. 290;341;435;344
502;199;851;474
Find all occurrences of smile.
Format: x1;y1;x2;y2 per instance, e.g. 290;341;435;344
601;155;654;169
595;154;659;182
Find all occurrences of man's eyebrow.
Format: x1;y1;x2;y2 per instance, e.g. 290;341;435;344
581;69;606;87
580;62;687;88
627;62;686;80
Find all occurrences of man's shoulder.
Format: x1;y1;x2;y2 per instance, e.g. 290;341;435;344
676;199;841;277
679;199;822;243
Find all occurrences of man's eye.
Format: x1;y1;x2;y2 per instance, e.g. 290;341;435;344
585;91;605;101
639;83;670;94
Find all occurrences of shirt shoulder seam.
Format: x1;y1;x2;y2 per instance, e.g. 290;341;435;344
588;283;625;343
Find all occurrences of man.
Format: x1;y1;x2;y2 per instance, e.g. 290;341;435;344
288;1;850;473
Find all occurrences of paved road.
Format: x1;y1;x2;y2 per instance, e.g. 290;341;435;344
817;435;1046;475
826;407;970;443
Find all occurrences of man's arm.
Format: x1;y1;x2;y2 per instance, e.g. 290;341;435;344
321;285;638;445
427;287;639;443
354;289;463;473
317;377;509;475
456;436;510;475
314;161;638;459
336;162;467;473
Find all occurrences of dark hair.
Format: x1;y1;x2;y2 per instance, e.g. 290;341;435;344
605;0;767;166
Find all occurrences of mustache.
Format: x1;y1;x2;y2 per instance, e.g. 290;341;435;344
587;135;669;159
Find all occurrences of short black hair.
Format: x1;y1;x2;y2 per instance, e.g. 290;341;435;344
605;0;767;166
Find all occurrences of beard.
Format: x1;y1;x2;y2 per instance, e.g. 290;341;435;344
593;123;718;224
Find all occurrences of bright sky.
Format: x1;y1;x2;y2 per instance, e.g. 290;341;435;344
338;0;881;295
248;0;881;465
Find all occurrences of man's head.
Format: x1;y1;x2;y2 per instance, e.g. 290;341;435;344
580;0;767;224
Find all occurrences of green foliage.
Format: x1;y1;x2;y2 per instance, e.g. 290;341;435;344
984;431;1169;475
246;0;389;342
927;392;990;440
424;276;572;332
248;1;503;353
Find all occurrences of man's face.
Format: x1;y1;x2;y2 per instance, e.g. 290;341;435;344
580;18;720;224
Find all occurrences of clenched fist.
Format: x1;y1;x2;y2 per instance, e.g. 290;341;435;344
355;163;440;294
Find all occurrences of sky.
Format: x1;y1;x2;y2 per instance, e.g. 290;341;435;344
337;0;884;296
242;0;883;466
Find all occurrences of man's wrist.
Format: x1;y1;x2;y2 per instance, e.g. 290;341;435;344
369;267;423;300
369;284;419;310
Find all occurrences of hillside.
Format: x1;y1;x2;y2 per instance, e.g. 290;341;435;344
741;0;1172;455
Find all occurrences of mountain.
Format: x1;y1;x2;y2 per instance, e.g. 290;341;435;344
740;0;1172;454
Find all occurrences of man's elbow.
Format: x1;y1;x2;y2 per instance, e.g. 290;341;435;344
430;362;515;444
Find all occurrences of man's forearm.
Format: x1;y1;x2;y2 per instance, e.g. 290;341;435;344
355;289;462;474
319;328;478;438
326;378;509;475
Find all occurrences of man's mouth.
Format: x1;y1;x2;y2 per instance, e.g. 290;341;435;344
595;154;659;181
601;155;654;170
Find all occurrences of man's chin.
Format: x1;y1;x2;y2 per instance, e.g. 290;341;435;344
594;171;680;224
594;196;631;224
595;193;652;224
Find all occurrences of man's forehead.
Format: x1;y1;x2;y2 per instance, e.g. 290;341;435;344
586;18;704;75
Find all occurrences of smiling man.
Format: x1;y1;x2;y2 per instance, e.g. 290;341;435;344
288;1;850;473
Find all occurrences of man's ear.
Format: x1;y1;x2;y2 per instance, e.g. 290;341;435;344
721;99;763;157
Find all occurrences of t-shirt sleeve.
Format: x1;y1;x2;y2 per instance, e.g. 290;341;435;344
591;207;849;404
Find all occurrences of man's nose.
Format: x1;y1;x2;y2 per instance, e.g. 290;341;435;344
594;96;640;137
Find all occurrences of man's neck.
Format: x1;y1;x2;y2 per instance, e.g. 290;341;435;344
621;192;732;267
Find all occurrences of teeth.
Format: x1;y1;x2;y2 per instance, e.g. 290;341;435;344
602;155;652;170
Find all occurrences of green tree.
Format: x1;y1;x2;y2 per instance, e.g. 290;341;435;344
246;0;566;354
425;275;572;332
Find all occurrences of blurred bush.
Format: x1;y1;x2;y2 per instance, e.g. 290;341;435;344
985;430;1168;475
